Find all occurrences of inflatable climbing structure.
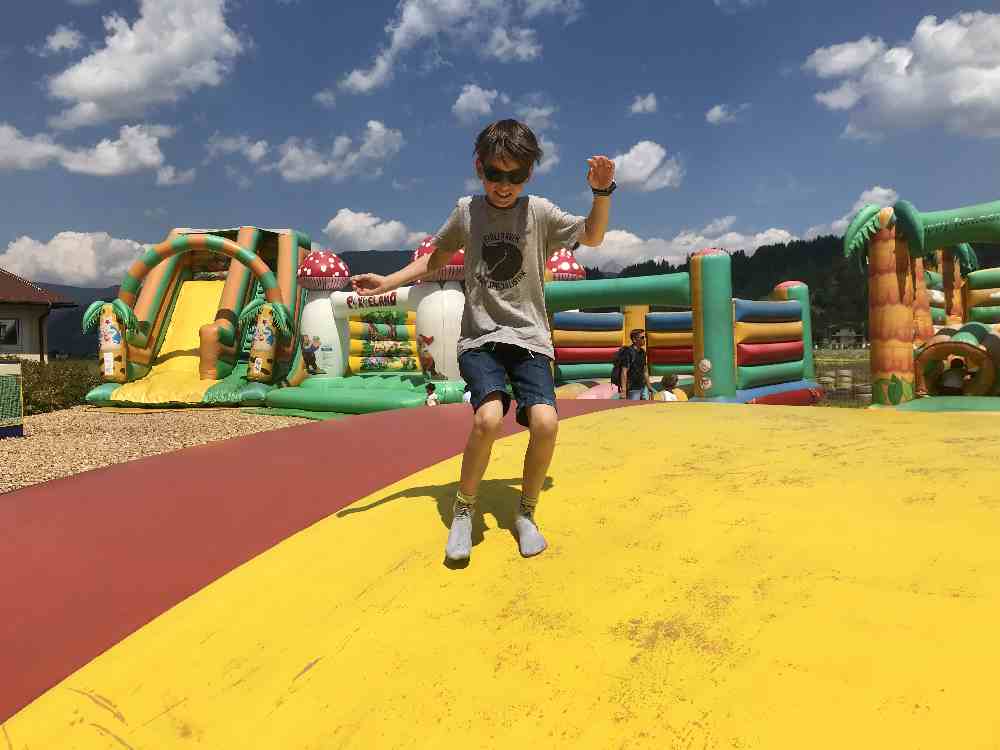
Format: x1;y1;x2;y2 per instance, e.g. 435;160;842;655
844;197;1000;409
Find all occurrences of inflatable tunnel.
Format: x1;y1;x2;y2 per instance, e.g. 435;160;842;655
915;322;1000;397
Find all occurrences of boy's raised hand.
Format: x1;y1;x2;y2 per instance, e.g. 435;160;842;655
587;155;615;190
351;273;390;295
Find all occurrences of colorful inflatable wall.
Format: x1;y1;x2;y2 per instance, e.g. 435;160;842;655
545;250;819;404
925;269;948;328
348;311;420;375
551;310;626;381
964;267;1000;330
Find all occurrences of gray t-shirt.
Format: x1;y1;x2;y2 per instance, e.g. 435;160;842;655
433;195;586;358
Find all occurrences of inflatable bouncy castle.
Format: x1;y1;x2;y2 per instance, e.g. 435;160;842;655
81;227;821;413
545;249;819;404
844;197;1000;409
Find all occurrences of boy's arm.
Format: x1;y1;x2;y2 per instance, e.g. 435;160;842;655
579;156;616;247
351;248;454;295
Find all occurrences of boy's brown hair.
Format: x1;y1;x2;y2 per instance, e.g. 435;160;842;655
474;119;544;167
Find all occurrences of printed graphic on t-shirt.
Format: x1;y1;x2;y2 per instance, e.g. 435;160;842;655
476;231;526;291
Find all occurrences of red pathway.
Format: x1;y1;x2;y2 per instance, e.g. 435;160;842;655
0;400;634;721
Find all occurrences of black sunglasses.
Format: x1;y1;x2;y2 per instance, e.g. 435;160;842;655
482;163;531;185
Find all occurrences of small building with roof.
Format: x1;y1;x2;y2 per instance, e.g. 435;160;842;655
0;268;78;362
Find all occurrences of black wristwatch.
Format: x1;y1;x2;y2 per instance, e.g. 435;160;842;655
592;180;616;197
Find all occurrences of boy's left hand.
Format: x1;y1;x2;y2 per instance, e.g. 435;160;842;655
587;156;615;190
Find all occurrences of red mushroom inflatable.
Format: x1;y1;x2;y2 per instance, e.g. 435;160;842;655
545;247;586;282
412;237;465;282
297;249;351;290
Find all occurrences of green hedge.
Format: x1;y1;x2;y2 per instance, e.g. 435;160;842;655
0;357;102;415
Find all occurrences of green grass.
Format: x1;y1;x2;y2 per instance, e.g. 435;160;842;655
0;357;102;415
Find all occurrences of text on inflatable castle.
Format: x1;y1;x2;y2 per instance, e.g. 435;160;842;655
345;292;398;310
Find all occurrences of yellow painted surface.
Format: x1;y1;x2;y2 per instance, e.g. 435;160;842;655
8;405;1000;748
112;281;223;404
734;320;803;344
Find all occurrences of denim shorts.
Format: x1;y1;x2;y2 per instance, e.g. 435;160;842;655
458;342;557;427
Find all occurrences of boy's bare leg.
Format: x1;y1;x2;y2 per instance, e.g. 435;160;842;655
447;394;504;561
459;394;505;496
521;403;558;498
516;404;558;557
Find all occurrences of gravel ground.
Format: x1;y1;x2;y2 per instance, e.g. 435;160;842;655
1;407;308;495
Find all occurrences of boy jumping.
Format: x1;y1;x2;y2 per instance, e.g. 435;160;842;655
351;119;614;561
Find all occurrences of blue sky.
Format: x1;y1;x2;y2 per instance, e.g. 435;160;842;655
1;0;998;284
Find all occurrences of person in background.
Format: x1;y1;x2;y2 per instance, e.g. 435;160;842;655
939;357;968;396
654;373;680;401
425;382;440;406
619;329;653;400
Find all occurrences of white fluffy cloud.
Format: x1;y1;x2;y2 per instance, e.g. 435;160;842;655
536;134;559;175
155;165;196;186
35;25;84;56
612;140;683;192
804;185;899;239
323;209;426;252
713;0;767;11
0;231;144;286
224;165;252;190
574;219;797;271
0;125;64;170
629;93;657;115
804;35;885;79
452;84;502;123
522;0;582;22
313;89;337;109
59;124;171;175
0;122;193;183
205;133;269;164
485;27;540;61
515;98;556;132
339;0;579;94
804;12;1000;139
47;0;244;129
706;103;749;125
266;121;404;183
